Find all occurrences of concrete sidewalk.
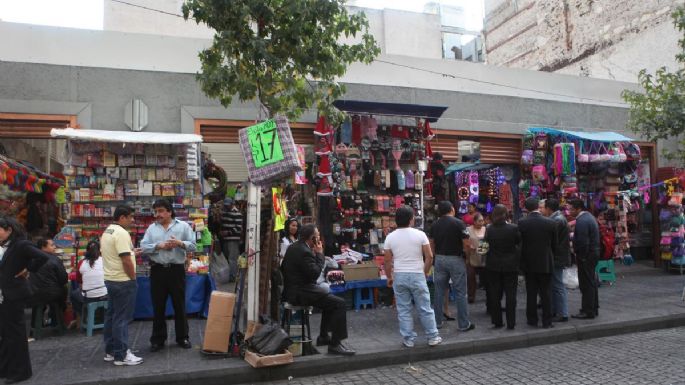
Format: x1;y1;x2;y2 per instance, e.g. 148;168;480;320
24;263;685;385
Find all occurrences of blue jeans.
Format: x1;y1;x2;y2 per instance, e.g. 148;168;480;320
392;272;438;343
104;280;138;361
434;255;471;329
551;267;568;318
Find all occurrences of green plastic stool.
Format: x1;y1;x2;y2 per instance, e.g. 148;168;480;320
596;260;616;284
31;302;66;339
81;300;108;337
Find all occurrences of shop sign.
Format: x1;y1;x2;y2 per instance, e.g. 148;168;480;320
246;119;284;168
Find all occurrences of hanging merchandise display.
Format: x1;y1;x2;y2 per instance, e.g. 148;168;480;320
448;165;510;218
523;127;647;265
656;172;685;272
311;112;433;281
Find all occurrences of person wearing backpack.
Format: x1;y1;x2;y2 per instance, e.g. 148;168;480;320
568;199;600;319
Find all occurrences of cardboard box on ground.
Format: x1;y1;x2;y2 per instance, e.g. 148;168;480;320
202;291;235;353
342;262;379;281
243;321;294;368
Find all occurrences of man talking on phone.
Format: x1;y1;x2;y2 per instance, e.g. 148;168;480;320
141;199;196;352
281;224;355;356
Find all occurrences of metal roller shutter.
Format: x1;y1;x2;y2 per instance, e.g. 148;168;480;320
431;133;459;161
0;113;75;138
479;137;522;164
202;143;249;182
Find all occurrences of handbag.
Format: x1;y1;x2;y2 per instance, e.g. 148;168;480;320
532;165;547;183
246;316;293;355
577;141;589;163
239;115;303;186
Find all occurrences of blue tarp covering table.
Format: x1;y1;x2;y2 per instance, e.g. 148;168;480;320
133;273;216;320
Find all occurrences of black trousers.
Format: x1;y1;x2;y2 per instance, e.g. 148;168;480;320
309;294;347;343
150;264;188;345
0;298;32;381
525;272;552;327
487;270;518;328
577;256;599;316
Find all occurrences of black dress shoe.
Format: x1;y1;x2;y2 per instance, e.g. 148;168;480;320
491;324;504;329
328;343;356;356
527;321;538;327
150;343;165;352
443;313;456;321
552;316;569;322
177;339;192;349
5;376;30;384
571;312;595;319
316;335;331;346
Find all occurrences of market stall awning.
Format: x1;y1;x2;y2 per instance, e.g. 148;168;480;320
332;100;448;122
528;127;635;142
445;162;494;173
50;128;203;144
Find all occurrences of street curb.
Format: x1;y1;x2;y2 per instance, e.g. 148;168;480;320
73;313;685;385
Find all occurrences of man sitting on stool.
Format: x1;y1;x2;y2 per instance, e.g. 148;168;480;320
281;224;355;356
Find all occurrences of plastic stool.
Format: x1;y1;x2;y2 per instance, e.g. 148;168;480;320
281;303;316;356
82;300;108;337
354;287;375;310
596;260;616;283
31;302;66;339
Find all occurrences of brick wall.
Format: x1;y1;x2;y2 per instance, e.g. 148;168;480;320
484;0;682;80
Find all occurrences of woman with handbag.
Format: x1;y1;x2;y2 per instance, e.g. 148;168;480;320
0;216;50;384
484;205;521;330
466;213;487;305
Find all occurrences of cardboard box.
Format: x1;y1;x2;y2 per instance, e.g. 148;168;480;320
244;349;294;368
343;262;379;281
202;291;236;353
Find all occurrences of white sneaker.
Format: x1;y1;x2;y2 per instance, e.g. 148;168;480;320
103;354;114;362
113;350;143;366
402;339;415;348
428;336;442;347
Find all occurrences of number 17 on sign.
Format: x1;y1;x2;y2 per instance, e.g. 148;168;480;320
246;120;284;168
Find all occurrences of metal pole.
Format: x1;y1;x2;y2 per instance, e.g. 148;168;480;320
245;182;261;323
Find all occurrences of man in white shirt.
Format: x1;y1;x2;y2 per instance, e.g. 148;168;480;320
384;206;442;348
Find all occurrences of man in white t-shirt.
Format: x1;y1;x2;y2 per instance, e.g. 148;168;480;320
384;206;442;348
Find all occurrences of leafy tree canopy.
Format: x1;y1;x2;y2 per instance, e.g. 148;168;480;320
622;6;685;165
182;0;380;121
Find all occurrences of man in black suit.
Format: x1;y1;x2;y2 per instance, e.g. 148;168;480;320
281;224;355;356
568;199;600;319
518;197;558;328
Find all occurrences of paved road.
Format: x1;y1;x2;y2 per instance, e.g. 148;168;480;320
260;327;685;385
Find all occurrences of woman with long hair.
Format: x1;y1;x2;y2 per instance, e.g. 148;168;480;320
70;240;108;320
484;205;521;330
279;218;300;262
0;216;50;383
466;213;487;305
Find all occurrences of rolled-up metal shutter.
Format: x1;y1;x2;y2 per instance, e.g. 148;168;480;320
479;137;522;164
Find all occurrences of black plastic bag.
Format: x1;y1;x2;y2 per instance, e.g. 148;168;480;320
246;316;292;355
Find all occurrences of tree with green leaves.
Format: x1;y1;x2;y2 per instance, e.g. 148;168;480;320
622;6;685;165
182;0;380;121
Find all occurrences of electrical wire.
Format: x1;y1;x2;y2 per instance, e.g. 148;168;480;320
108;0;185;18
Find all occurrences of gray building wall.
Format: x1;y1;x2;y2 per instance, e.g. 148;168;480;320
0;61;630;137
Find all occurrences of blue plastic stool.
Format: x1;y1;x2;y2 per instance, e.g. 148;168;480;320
353;287;375;311
82;300;108;336
595;260;616;284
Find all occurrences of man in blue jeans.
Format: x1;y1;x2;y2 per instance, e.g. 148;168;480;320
542;198;571;322
429;201;475;331
100;205;142;366
384;206;442;348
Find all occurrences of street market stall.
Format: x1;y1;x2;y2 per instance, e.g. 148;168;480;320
50;128;214;318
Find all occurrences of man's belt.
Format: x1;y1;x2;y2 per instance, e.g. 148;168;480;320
151;262;184;268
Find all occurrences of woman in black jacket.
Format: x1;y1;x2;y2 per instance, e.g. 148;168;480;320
484;205;521;330
0;216;50;384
